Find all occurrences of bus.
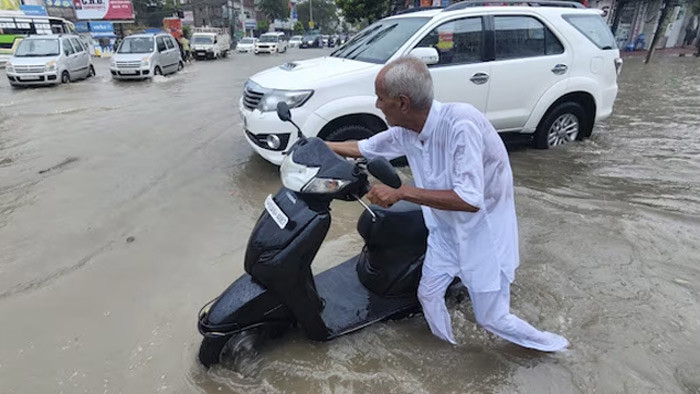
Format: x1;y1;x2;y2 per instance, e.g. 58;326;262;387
0;10;75;66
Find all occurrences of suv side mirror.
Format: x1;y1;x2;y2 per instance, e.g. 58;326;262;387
367;157;401;189
409;47;439;65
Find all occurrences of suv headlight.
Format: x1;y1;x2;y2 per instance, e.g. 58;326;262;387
45;60;56;72
258;89;313;112
280;150;351;194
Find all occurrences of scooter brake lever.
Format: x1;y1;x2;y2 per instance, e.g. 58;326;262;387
352;193;377;222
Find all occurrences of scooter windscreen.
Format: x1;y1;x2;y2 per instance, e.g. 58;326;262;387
280;137;365;198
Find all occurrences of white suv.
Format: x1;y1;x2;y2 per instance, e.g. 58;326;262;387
240;2;621;165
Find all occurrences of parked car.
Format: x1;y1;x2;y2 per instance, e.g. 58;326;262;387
110;33;183;80
328;35;339;48
321;35;329;46
300;34;322;48
191;30;230;59
289;35;303;48
5;34;95;87
239;2;622;165
254;32;288;54
236;37;257;53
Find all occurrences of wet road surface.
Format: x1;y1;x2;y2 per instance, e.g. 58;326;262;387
0;51;699;393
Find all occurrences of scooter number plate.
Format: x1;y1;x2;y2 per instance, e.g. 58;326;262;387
264;194;288;229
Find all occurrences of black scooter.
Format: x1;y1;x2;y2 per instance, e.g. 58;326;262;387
197;102;429;369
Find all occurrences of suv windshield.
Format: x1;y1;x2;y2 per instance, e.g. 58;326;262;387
240;37;255;44
331;17;430;64
260;35;279;43
14;39;59;57
193;36;214;44
303;35;318;41
291;36;302;40
118;37;154;54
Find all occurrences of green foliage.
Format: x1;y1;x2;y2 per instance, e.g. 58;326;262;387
296;0;340;33
335;0;391;24
257;20;270;31
293;21;305;34
182;24;192;39
259;0;290;23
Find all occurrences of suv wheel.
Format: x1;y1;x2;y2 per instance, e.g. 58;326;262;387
534;102;585;149
324;125;374;142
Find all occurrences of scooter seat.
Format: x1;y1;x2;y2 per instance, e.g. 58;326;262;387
357;200;428;248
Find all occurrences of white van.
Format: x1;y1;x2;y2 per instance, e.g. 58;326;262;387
240;3;621;164
191;31;230;60
254;32;288;54
5;34;95;87
110;33;183;80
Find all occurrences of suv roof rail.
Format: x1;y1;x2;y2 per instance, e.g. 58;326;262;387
395;6;444;15
443;0;584;11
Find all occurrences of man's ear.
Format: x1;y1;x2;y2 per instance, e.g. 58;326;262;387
398;95;411;112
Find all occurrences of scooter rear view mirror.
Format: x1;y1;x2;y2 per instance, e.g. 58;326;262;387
367;158;401;189
276;101;291;122
276;101;304;140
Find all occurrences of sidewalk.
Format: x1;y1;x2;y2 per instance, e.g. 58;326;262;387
621;46;698;57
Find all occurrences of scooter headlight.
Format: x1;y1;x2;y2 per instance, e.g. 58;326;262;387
302;178;351;194
280;150;320;192
280;151;351;194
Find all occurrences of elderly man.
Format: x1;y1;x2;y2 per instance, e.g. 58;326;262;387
327;56;568;351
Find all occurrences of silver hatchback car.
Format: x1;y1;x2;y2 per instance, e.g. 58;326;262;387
110;33;183;80
5;34;95;87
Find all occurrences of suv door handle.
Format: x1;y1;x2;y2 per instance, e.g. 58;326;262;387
551;64;568;75
470;72;489;85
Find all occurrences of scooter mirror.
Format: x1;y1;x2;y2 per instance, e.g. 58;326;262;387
276;102;292;122
367;157;401;189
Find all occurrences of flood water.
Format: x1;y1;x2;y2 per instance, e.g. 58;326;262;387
1;51;698;393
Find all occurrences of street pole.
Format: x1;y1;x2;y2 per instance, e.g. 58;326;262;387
644;0;672;64
310;0;313;30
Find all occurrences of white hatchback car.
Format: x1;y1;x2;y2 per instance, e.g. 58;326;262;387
5;34;95;87
236;37;257;52
110;33;183;80
240;2;621;165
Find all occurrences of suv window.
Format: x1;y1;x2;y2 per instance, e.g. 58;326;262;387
165;37;175;49
494;16;564;60
70;38;84;52
416;17;484;66
62;38;75;55
156;36;167;52
330;17;430;64
564;14;616;49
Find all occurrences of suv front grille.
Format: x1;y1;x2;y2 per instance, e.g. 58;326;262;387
243;84;265;110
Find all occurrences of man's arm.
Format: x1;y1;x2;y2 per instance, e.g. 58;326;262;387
327;141;363;158
367;184;479;213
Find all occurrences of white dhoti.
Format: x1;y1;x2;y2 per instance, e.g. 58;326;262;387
418;262;569;352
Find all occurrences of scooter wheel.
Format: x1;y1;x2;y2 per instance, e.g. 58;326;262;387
198;335;231;368
198;328;263;370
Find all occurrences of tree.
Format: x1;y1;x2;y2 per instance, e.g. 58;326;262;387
336;0;391;24
182;24;192;39
297;0;340;33
257;20;270;31
293;21;305;35
259;0;290;23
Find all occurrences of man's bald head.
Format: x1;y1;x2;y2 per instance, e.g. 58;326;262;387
376;56;434;110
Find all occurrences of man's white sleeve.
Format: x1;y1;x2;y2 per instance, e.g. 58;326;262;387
357;127;405;160
452;121;484;209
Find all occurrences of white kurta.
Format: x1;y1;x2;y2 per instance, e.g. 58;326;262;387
358;100;519;293
357;101;569;351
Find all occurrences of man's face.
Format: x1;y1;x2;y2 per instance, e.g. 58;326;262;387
375;74;403;127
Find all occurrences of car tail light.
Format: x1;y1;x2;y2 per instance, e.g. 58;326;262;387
614;58;623;76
